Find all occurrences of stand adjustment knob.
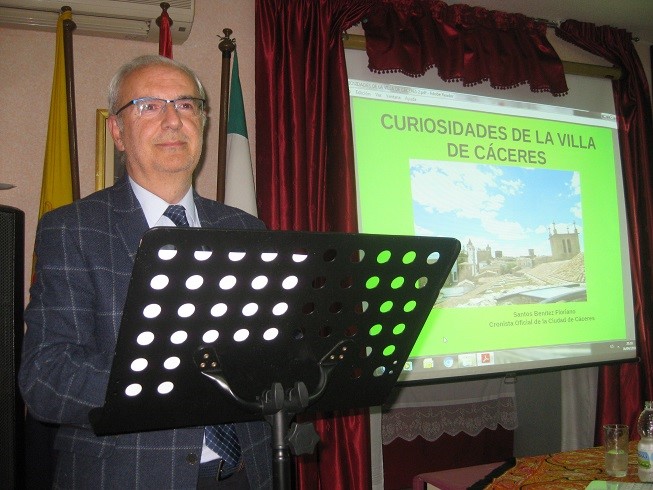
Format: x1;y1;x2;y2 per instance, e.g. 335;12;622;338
286;421;320;456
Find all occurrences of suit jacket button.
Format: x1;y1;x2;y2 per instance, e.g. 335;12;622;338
186;453;198;465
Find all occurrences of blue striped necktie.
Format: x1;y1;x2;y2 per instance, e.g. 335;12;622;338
205;424;242;470
163;204;189;227
163;204;242;470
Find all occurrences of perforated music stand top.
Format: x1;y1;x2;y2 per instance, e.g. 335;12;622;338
89;228;460;435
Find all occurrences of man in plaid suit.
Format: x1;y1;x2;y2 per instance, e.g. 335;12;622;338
19;55;272;489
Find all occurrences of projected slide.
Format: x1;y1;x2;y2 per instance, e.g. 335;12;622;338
348;75;636;382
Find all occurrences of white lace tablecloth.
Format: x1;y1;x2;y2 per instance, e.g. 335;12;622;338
381;377;518;444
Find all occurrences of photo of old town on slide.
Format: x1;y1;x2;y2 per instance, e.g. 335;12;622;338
411;161;586;309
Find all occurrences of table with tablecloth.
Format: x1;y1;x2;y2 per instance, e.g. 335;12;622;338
485;440;640;488
414;440;642;489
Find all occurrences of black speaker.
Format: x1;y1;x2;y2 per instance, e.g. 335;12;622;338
0;205;25;489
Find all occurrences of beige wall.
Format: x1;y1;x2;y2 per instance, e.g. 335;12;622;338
0;0;255;305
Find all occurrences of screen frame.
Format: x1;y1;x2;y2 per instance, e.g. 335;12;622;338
345;48;637;384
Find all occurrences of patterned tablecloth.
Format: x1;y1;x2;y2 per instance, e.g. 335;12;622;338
485;440;641;489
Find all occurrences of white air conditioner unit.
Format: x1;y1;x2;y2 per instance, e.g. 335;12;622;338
0;0;194;44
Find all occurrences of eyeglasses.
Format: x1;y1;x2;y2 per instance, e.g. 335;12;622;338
114;97;206;118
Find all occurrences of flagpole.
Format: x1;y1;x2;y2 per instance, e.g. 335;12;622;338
217;28;235;202
61;6;80;201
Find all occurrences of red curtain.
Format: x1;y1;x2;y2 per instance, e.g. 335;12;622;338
555;20;653;443
255;0;375;488
363;0;568;95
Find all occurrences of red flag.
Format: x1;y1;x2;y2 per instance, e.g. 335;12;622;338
158;2;173;59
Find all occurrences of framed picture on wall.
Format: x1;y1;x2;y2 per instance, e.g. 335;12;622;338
95;109;124;190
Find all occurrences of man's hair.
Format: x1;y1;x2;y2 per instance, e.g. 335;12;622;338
107;55;207;115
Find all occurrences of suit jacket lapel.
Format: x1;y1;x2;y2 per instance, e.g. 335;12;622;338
110;176;149;260
194;192;210;227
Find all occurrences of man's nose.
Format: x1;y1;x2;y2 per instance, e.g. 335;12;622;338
161;101;183;127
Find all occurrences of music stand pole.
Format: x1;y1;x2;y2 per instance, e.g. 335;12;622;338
199;343;346;489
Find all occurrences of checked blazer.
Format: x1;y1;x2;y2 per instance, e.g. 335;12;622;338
19;175;272;489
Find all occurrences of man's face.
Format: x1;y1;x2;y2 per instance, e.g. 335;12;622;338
108;64;205;187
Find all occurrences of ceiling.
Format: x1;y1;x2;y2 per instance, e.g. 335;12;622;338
448;0;653;44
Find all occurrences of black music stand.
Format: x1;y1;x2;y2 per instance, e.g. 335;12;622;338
89;228;460;489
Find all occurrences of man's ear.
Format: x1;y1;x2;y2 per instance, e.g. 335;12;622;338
107;115;126;152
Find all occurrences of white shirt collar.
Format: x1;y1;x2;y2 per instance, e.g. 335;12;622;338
128;176;200;228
